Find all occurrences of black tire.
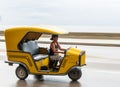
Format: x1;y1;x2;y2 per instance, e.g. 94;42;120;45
34;75;44;81
68;68;82;81
16;65;28;80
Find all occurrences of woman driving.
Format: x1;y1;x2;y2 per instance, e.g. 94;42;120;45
49;34;65;67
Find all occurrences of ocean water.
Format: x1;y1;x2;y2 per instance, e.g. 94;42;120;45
0;25;120;33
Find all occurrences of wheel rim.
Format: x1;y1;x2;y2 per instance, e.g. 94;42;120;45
70;71;79;78
17;68;26;78
16;66;28;80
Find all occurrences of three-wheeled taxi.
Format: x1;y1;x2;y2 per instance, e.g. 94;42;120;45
5;26;86;81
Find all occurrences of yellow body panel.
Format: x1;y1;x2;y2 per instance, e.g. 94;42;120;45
80;52;86;66
7;47;86;75
7;51;50;74
35;58;49;70
7;51;38;73
57;48;80;74
48;47;86;74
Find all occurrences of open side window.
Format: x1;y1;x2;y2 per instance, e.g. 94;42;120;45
18;32;49;61
18;32;42;50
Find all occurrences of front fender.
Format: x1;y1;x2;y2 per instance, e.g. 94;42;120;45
65;66;81;74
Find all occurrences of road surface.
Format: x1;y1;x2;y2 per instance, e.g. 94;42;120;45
0;42;120;87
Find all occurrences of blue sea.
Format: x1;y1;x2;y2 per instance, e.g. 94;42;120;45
0;25;120;33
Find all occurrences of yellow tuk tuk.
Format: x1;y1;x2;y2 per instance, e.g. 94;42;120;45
5;26;86;81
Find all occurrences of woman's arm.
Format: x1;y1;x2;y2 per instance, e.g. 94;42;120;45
51;42;64;54
57;42;65;51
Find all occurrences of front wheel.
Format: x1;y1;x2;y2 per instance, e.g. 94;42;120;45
68;68;82;81
16;65;28;80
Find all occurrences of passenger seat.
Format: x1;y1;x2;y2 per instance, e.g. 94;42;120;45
22;40;48;61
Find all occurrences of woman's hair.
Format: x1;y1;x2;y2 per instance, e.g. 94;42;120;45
50;34;58;40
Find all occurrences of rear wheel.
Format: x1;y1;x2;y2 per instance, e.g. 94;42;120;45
16;65;28;80
68;68;82;81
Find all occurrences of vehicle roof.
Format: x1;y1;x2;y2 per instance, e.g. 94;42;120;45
5;26;68;51
5;26;68;34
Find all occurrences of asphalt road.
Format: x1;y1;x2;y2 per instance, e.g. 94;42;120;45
0;42;120;87
0;60;120;87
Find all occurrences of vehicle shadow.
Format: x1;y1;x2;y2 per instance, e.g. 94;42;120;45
69;81;82;87
16;79;82;87
16;80;28;87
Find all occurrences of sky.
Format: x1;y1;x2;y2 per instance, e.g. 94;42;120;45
0;0;120;27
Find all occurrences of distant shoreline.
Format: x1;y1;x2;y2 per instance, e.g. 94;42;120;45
0;30;120;39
